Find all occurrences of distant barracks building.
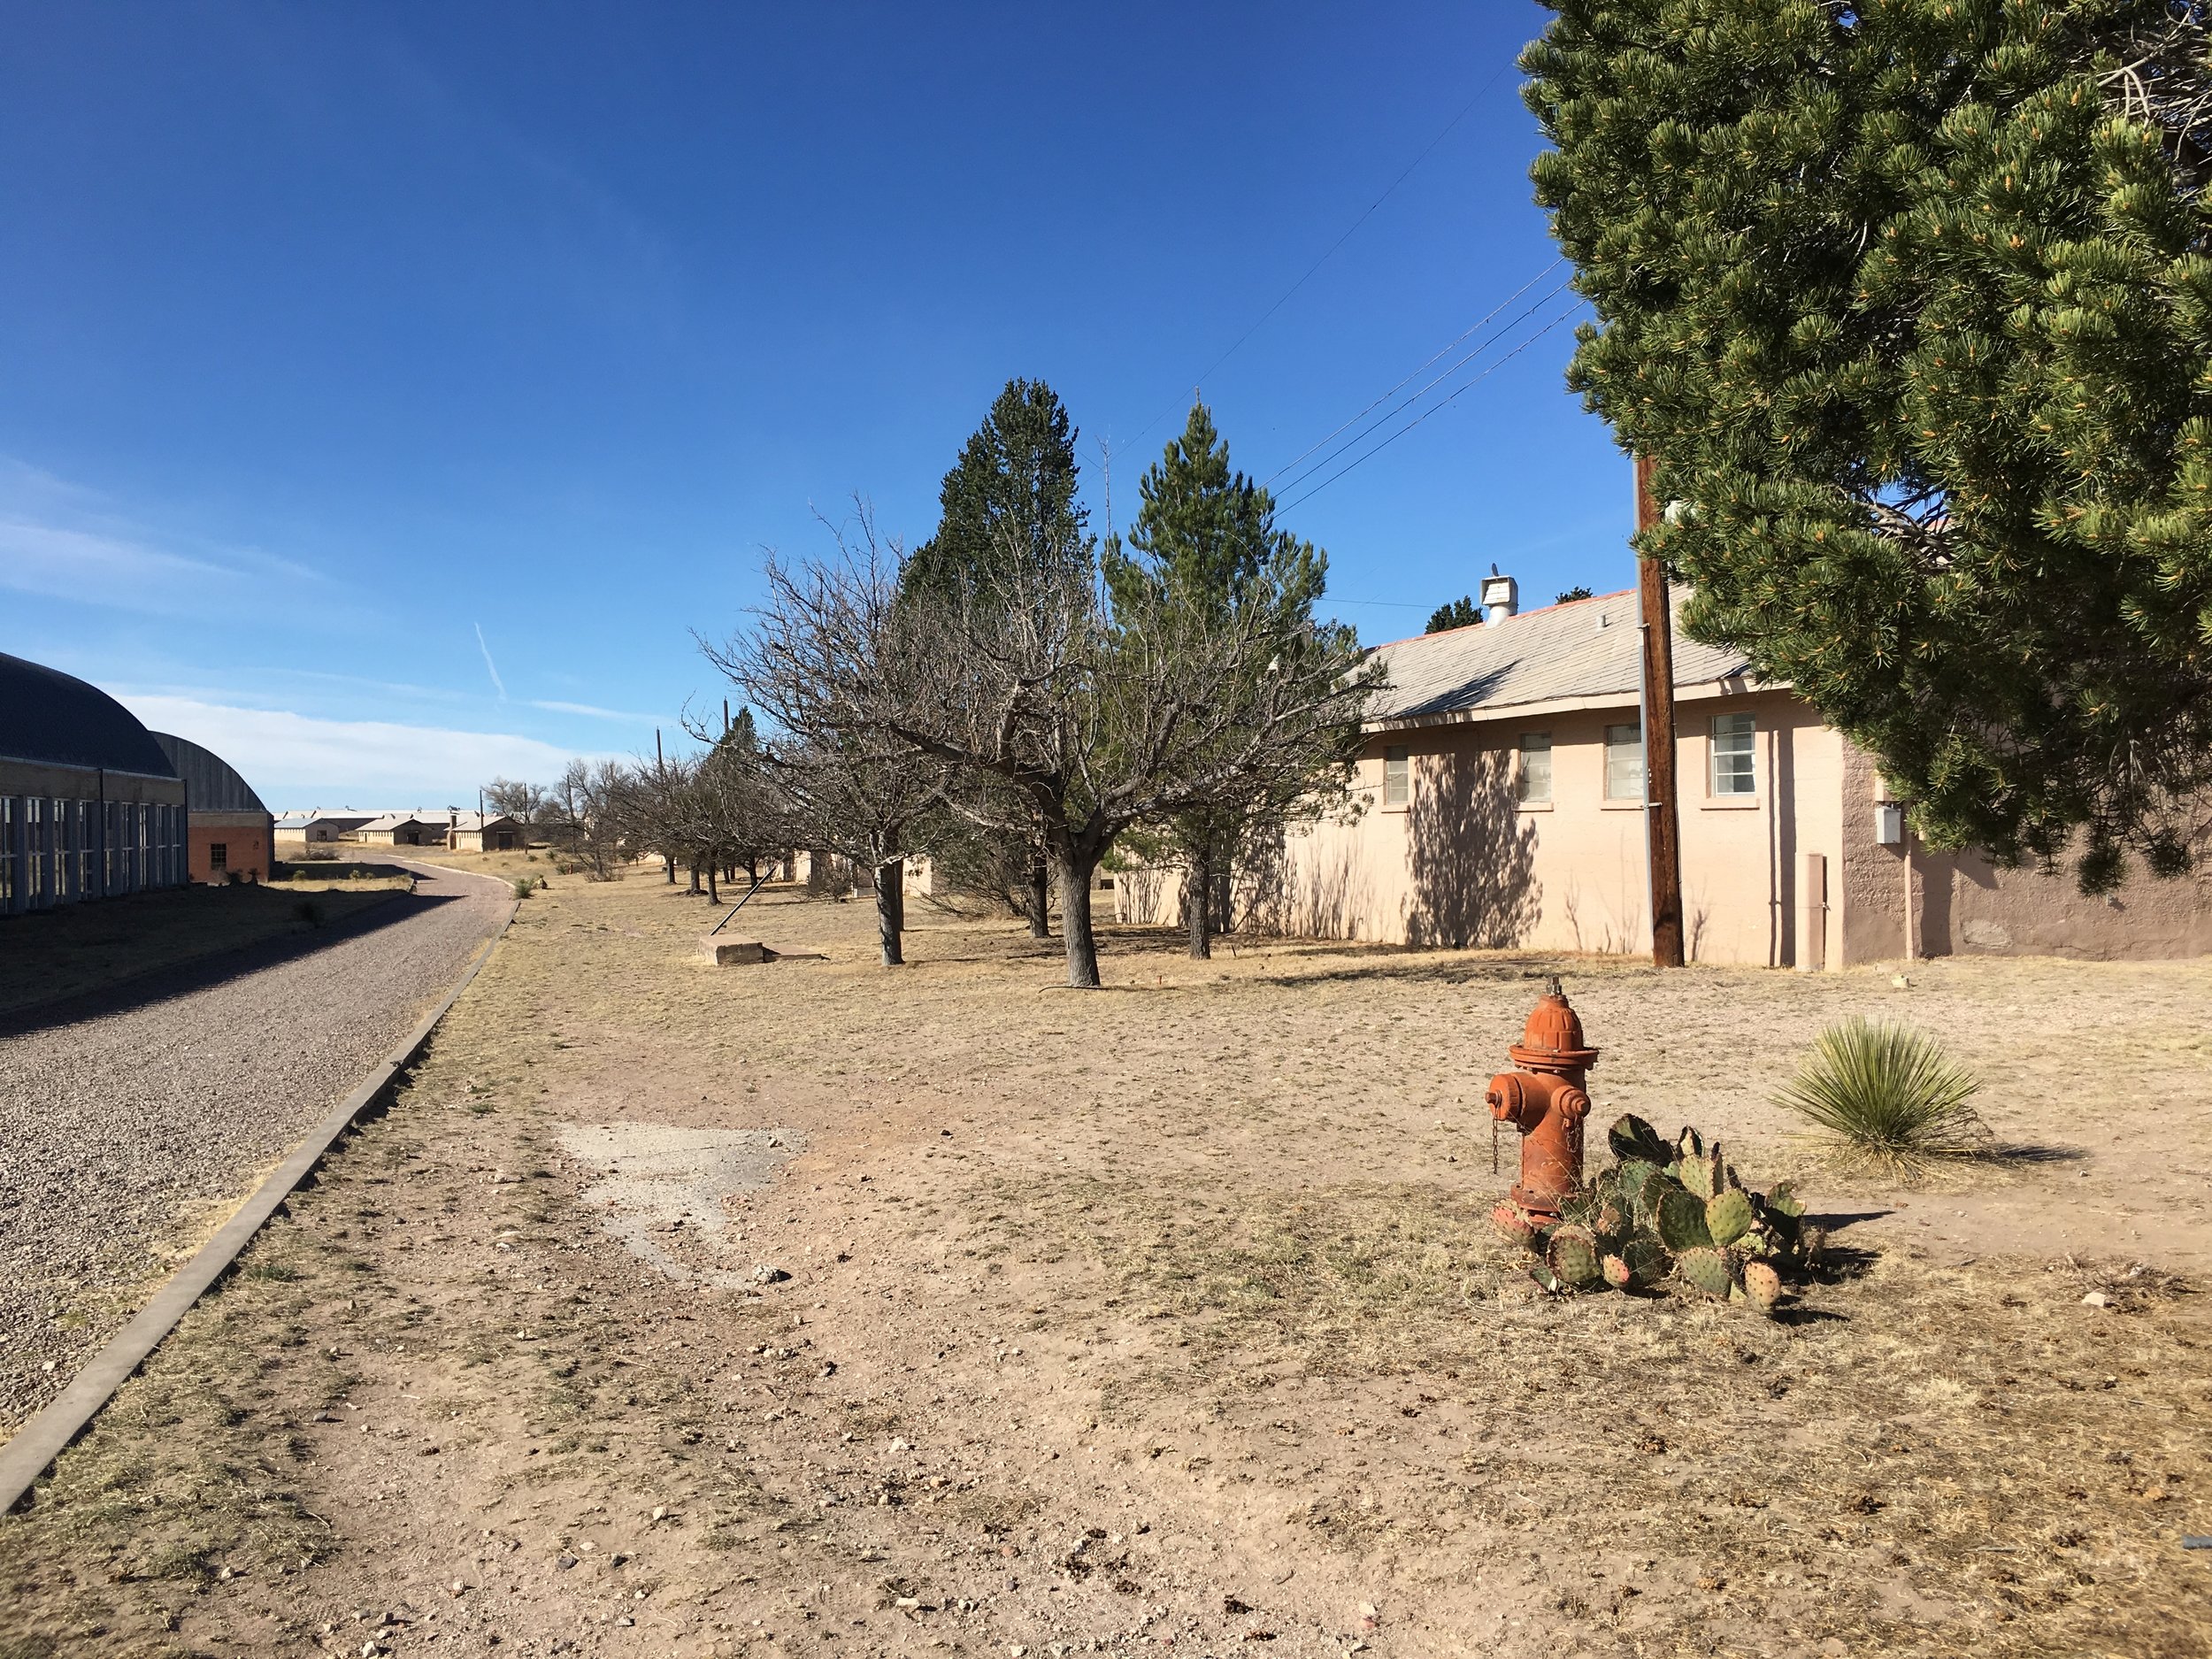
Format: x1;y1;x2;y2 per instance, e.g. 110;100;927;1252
0;650;272;913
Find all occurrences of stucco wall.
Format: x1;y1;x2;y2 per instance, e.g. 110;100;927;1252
1126;689;1847;967
1839;740;2212;962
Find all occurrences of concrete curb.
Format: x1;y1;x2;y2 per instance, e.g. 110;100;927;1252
0;859;519;1516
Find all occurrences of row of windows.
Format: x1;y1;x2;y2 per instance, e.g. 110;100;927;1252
1380;713;1759;807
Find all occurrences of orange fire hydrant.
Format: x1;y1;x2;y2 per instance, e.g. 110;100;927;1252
1487;977;1600;1229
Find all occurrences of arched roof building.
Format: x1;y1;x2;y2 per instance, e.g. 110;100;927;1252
152;731;276;884
0;651;180;780
1;650;189;911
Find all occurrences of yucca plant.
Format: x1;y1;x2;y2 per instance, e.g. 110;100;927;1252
1777;1018;1987;1176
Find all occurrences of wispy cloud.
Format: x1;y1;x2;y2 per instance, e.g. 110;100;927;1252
0;518;242;607
115;695;593;810
0;456;342;621
473;623;508;700
526;698;664;723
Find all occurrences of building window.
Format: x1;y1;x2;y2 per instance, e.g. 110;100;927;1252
1517;733;1553;804
210;842;228;872
1711;711;1757;796
1604;721;1644;801
1382;745;1410;806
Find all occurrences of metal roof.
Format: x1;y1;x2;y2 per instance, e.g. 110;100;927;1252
150;733;267;814
0;650;180;778
1364;587;1754;727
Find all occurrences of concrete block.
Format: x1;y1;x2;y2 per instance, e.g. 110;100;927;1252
698;937;775;966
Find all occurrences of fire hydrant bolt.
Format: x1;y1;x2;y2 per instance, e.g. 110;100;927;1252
1488;977;1600;1230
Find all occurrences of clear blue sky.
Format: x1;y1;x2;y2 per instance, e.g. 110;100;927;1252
1;2;1631;810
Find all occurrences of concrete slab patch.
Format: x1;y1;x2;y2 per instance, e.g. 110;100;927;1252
557;1122;803;1288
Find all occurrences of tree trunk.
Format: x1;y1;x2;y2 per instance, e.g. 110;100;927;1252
687;862;702;895
1026;855;1052;939
1187;844;1213;960
664;853;676;884
1058;853;1102;988
876;859;905;966
706;862;720;903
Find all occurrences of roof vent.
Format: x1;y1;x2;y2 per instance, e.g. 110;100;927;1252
1479;567;1518;626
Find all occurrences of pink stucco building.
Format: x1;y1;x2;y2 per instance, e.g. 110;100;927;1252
1116;585;2212;966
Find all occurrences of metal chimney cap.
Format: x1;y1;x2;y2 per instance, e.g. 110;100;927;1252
1479;572;1519;626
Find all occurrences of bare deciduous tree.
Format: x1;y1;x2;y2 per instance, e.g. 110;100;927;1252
703;540;946;966
729;505;1379;987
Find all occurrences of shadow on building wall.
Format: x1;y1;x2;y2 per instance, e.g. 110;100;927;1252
1404;749;1540;949
1237;827;1377;941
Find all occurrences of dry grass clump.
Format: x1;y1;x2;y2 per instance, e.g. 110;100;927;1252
1777;1016;1989;1177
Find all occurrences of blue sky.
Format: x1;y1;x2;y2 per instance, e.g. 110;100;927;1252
1;2;1630;810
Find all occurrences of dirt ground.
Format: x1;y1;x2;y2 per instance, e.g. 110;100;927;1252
3;854;2208;1659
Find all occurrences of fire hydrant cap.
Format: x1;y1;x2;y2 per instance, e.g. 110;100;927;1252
1509;977;1598;1068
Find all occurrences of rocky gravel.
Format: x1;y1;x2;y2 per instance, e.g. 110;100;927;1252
0;861;509;1437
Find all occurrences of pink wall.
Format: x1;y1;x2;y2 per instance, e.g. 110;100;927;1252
1132;688;1847;968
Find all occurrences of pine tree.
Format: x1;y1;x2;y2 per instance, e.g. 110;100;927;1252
904;378;1089;603
1427;595;1483;633
1523;0;2212;887
902;379;1088;931
1107;403;1363;958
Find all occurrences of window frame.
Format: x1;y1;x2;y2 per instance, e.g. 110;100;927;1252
1603;721;1644;803
1381;744;1411;808
1709;710;1758;799
1517;733;1554;807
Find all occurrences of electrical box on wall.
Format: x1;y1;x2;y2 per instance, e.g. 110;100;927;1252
1875;803;1904;846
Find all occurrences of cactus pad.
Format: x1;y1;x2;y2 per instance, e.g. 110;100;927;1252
1593;1200;1630;1246
1620;1233;1668;1288
1548;1225;1602;1287
1609;1114;1670;1164
1655;1187;1713;1253
1742;1260;1783;1313
1675;1247;1737;1300
1493;1207;1540;1249
1705;1189;1755;1247
1601;1254;1633;1288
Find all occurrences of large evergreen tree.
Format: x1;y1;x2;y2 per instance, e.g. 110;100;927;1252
902;379;1089;931
1524;0;2212;887
1106;403;1363;957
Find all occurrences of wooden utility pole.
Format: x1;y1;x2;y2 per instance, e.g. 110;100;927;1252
1635;455;1686;968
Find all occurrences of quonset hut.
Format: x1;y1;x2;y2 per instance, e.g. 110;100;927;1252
151;732;275;884
0;650;190;912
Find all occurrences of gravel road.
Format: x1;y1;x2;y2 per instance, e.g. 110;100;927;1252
0;861;508;1437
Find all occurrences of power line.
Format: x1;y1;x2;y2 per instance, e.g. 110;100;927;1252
1277;299;1590;513
1271;277;1577;501
1120;68;1515;449
1261;257;1563;488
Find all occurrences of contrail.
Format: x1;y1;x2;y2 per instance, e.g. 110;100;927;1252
474;623;508;700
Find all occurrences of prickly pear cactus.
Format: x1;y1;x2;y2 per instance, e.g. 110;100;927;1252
1655;1187;1712;1254
1742;1260;1783;1312
1548;1225;1603;1287
1675;1247;1738;1300
1705;1189;1755;1248
1506;1114;1815;1316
